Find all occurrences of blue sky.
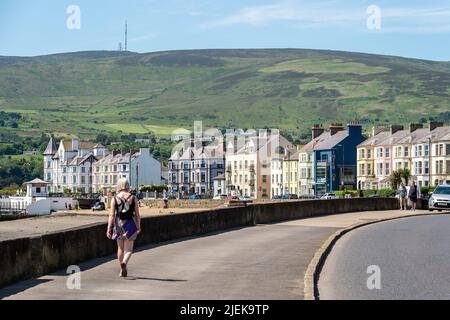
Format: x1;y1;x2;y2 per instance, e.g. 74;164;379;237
2;0;450;60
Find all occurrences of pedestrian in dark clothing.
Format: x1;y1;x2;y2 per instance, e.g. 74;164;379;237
408;181;418;211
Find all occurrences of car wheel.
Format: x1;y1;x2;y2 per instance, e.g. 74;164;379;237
438;210;443;212
429;209;434;212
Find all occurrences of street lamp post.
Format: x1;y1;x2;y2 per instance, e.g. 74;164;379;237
337;144;345;190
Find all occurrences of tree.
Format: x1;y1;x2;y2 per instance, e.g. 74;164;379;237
399;168;411;185
389;170;402;190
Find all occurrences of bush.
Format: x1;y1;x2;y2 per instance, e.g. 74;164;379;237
377;189;397;198
334;190;359;198
421;186;437;195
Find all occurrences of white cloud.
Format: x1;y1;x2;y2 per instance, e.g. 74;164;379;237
200;1;450;34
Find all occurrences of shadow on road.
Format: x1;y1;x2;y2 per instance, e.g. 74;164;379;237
123;277;187;282
0;278;53;299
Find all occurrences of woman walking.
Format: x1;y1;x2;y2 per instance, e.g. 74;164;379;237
106;178;141;277
408;181;418;211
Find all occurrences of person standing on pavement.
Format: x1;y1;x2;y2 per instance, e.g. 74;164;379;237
408;181;419;211
398;182;407;210
106;178;141;277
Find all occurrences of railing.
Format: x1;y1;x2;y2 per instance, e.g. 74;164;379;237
0;198;28;215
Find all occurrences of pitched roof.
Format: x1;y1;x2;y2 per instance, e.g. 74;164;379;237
79;142;96;149
395;128;430;145
43;137;57;155
415;126;450;143
26;178;49;184
376;129;410;146
358;131;390;147
313;131;348;151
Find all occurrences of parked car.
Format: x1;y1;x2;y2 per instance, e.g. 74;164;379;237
228;195;238;200
238;195;252;202
429;185;450;212
91;202;105;211
190;194;201;200
272;195;282;199
213;194;228;200
320;193;339;200
282;194;298;199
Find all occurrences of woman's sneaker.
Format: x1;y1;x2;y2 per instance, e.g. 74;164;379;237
120;263;128;277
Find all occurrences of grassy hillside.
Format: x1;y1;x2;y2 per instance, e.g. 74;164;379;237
1;48;450;141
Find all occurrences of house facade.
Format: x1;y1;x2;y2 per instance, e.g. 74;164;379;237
44;137;161;194
44;137;106;193
92;148;162;192
357;121;450;189
226;131;293;199
168;139;225;196
313;123;366;196
282;149;299;196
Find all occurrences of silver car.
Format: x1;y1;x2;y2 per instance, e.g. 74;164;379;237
429;185;450;212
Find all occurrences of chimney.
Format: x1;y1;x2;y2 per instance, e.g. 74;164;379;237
430;121;444;131
71;139;79;152
372;126;384;137
409;123;423;133
311;124;324;139
112;150;121;157
330;123;344;136
390;125;404;135
347;122;362;136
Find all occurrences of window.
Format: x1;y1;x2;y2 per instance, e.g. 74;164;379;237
377;148;383;158
262;175;267;183
367;149;372;159
404;147;409;157
359;164;365;176
385;163;390;175
385;148;390;158
424;144;429;156
415;161;423;175
360;149;365;159
436;160;444;174
377;163;383;175
424;161;429;174
367;164;372;176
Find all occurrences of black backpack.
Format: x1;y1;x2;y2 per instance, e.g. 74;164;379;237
115;194;135;220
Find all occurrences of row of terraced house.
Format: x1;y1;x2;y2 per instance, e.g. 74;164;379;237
43;137;162;193
357;121;450;190
168;123;365;198
168;121;450;199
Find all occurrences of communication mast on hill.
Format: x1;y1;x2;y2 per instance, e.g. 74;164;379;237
125;20;128;51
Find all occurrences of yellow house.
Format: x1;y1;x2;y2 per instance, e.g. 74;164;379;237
282;149;299;196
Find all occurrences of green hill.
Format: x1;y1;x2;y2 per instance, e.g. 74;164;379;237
1;48;450;141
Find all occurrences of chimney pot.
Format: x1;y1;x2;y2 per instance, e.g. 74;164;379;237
330;123;344;136
311;124;324;139
430;121;444;131
409;123;423;133
390;125;404;135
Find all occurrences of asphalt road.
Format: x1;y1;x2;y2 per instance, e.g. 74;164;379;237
0;221;337;300
319;214;450;300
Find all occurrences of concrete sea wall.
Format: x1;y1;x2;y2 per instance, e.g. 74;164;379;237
0;198;398;288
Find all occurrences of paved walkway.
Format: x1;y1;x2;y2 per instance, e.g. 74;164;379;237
0;210;429;300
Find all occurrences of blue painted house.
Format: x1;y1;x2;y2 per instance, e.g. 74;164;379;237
313;123;366;196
